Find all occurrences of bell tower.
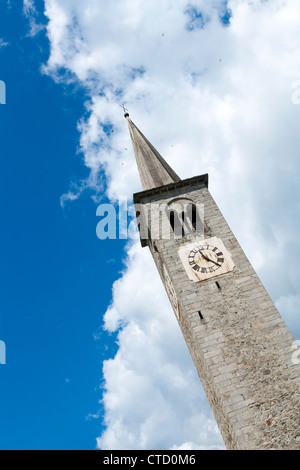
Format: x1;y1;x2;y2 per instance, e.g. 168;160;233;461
125;113;300;450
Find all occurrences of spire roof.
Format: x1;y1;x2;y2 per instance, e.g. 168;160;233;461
125;114;181;191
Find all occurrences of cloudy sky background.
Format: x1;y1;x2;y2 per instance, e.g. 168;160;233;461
2;0;300;450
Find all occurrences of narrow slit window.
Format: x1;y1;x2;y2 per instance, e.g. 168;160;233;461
216;281;221;291
198;311;203;320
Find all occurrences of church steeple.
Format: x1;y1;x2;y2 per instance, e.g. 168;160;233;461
125;113;181;191
127;112;300;450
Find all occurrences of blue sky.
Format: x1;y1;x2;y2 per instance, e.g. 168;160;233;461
0;2;125;450
1;0;300;451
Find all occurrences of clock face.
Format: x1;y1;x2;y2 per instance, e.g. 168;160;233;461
178;237;235;282
188;244;224;274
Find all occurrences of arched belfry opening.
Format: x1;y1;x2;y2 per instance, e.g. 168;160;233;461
167;197;204;238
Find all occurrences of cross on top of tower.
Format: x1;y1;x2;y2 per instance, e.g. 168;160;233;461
120;104;129;118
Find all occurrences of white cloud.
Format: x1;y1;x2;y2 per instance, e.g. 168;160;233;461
0;38;8;48
23;0;45;36
98;243;224;450
36;0;300;449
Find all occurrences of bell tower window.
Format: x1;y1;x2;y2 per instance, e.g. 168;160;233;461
167;199;203;238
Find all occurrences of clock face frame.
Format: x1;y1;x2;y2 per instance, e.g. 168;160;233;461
178;237;235;282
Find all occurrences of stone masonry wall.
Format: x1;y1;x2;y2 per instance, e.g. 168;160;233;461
137;179;300;450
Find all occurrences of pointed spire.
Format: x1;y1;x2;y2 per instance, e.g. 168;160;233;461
125;113;181;191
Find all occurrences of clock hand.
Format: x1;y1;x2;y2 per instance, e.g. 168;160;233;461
209;258;222;267
199;251;221;267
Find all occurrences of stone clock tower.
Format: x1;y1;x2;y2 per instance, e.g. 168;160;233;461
125;112;300;450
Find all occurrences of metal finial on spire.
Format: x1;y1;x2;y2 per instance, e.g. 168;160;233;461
120;104;129;118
